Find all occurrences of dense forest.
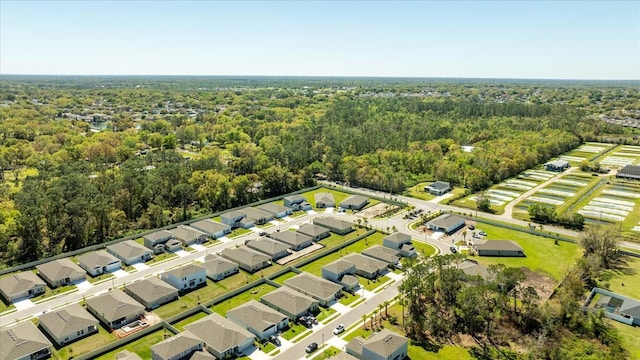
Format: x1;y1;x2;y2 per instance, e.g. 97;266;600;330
1;77;639;266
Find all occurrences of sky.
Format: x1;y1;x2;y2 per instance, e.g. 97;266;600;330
1;1;639;80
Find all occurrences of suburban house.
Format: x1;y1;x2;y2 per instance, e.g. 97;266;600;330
227;300;289;340
257;203;292;219
77;250;122;277
260;286;319;320
587;288;640;326
38;303;98;346
164;239;183;252
242;207;274;225
116;350;143;360
327;353;358;360
220;210;252;229
342;254;388;279
269;231;314;251
107;240;154;265
544;159;570;172
283;195;312;210
189;219;231;239
322;260;359;292
188;352;215;360
1;321;52;360
246;238;290;261
185;313;255;360
346;329;409;360
202;254;239;281
426;214;465;234
474;240;525;257
168;225;208;245
297;223;331;241
86;289;145;330
36;258;86;288
124;277;179;310
424;181;451;195
383;233;417;257
361;246;401;266
616;164;640;180
220;247;271;273
314;192;335;208
0;270;46;302
143;230;175;249
150;330;204;360
340;195;369;210
284;272;343;307
313;217;355;235
161;264;206;293
458;260;492;281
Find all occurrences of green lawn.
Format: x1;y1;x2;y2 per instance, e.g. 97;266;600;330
311;346;340;359
171;311;209;331
339;292;362;306
609;320;640;360
601;256;640;300
271;271;297;284
52;324;116;359
259;341;277;353
470;223;582;281
154;279;228;319
33;284;77;303
86;272;115;284
216;265;283;290
147;252;178;266
412;241;437;257
228;227;251;238
404;182;437;201
211;283;277;315
94;330;165;360
358;275;392;292
0;299;15;313
315;307;337;322
281;322;308;340
297;232;385;275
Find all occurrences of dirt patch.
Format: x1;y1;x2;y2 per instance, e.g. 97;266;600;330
521;267;556;302
358;203;399;218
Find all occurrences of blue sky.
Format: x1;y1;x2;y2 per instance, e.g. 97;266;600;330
1;1;639;79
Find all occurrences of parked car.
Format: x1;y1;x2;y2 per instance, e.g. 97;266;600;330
305;342;318;353
269;335;281;346
450;246;457;253
333;324;345;335
259;231;267;236
479;231;487;236
468;224;475;230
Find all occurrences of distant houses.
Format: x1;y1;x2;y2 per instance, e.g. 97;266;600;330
77;250;122;277
107;240;154;265
340;195;369;210
314;193;335;208
424;181;451;196
189;219;231;239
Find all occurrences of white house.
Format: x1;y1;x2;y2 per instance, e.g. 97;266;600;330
161;264;206;293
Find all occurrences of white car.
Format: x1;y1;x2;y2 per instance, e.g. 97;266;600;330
333;324;345;335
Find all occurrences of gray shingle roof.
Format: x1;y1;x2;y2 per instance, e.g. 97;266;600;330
0;321;52;360
323;260;355;275
86;289;144;323
227;300;287;332
340;195;369;207
475;240;524;252
36;258;85;283
77;250;120;269
246;238;290;256
221;210;247;220
426;181;450;190
243;207;273;221
124;277;178;303
260;287;318;317
151;330;203;359
361;246;400;264
143;230;174;242
297;223;330;238
185;313;254;355
164;264;205;279
269;231;312;248
0;271;46;299
38;303;97;339
202;254;239;275
314;192;335;205
189;351;216;360
257;203;289;215
383;232;411;246
342;253;388;275
328;352;359;360
107;240;152;259
116;350;143;360
313;217;354;231
190;219;230;235
362;329;408;357
168;225;207;243
285;272;342;301
221;247;270;268
427;214;464;230
284;195;305;203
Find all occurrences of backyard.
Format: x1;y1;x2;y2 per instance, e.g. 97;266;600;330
51;324;116;359
154;278;228;319
210;283;277;315
94;330;165;360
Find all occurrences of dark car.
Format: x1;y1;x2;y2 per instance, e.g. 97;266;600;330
305;342;318;353
479;231;487;236
259;231;267;236
468;224;475;230
269;335;281;346
450;246;457;253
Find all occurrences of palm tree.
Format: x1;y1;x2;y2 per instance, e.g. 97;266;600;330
379;303;384;320
362;314;367;330
462;230;467;243
383;300;389;317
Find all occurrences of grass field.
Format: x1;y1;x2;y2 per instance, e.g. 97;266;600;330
358;275;392;292
470;223;582;281
86;272;115;284
404;183;437;201
609;320;640;360
154;279;228;319
310;346;340;359
282;322;308;340
94;330;164;360
171;311;209;331
52;325;116;359
210;283;277;315
0;299;15;313
412;240;437;257
339;292;362;306
147;252;178;265
601;256;640;300
271;271;297;284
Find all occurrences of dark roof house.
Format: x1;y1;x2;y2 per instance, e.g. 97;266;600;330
246;238;290;260
0;321;52;360
426;214;465;234
86;289;145;330
227;300;289;340
0;271;46;302
269;231;313;251
284;272;342;306
150;330;204;360
297;223;331;241
424;181;451;195
220;247;271;273
36;258;86;288
185;313;255;360
124;276;179;310
346;329;408;360
474;240;525;257
38;303;98;346
260;286;319;320
202;254;239;281
314;193;335;208
313;217;354;235
340;195;369;210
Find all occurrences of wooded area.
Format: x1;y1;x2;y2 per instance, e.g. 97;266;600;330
0;77;638;266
